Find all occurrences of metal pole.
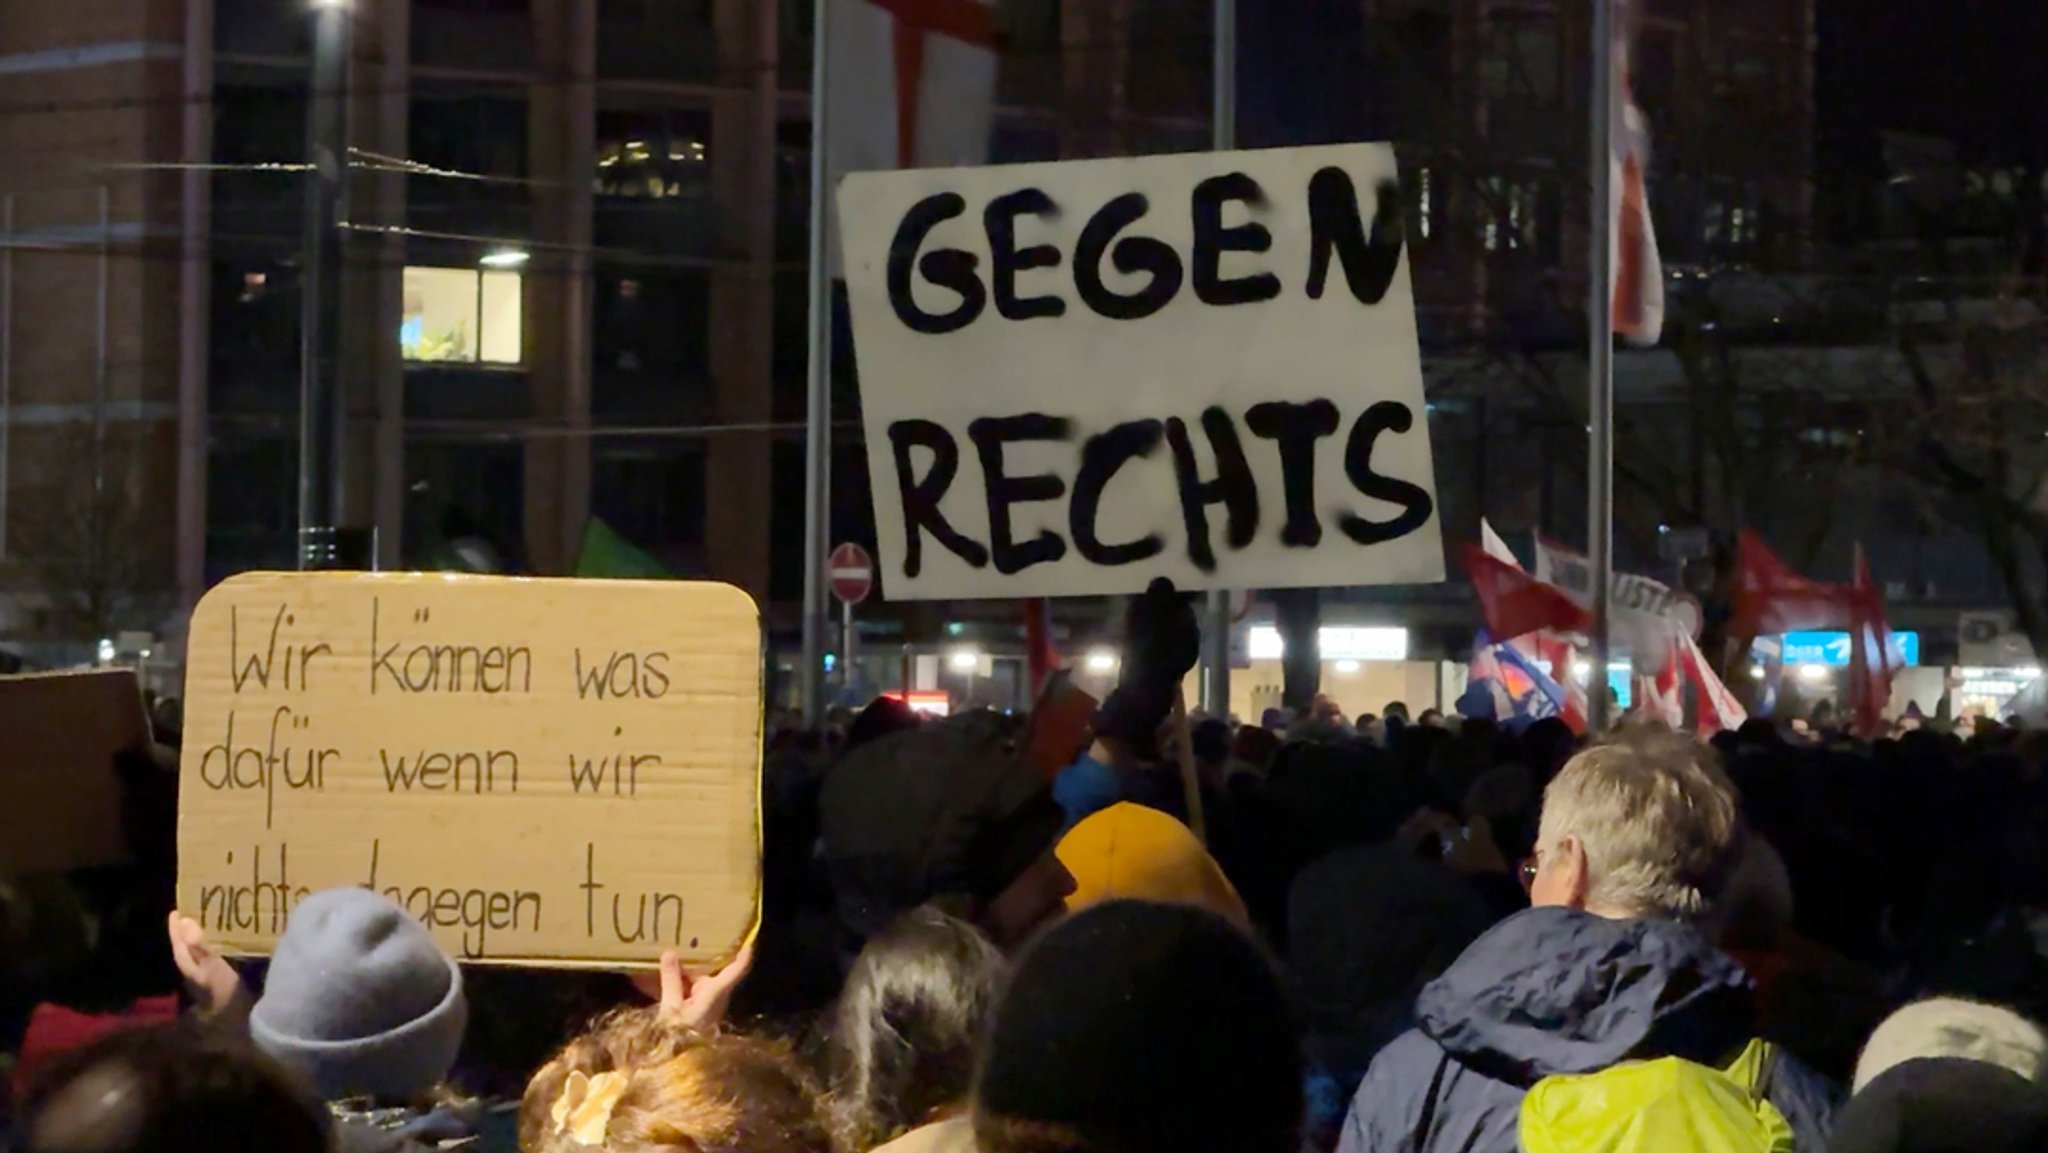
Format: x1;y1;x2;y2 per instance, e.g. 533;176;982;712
799;0;835;725
96;186;110;511
0;195;11;560
299;0;349;570
1200;0;1237;719
1588;0;1617;730
842;598;857;697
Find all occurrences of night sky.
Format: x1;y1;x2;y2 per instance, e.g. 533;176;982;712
1820;0;2048;161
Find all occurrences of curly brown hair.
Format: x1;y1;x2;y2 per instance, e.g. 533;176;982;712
519;1007;831;1153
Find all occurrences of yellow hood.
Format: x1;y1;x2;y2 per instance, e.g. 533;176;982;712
1055;803;1249;928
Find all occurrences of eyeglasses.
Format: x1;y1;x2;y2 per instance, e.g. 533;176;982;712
1519;853;1543;894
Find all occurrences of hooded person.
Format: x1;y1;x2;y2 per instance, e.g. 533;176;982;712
1054;803;1249;929
1828;1058;2048;1153
1337;728;1837;1153
246;888;475;1153
821;710;1074;957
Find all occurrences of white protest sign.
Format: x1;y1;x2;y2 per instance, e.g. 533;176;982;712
837;143;1444;600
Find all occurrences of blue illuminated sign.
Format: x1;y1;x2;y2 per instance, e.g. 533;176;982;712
1607;667;1632;710
1768;631;1919;668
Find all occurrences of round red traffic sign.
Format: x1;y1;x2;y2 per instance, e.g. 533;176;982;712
829;542;873;605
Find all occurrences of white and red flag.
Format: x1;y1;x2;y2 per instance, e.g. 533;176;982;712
1611;0;1664;345
826;0;998;266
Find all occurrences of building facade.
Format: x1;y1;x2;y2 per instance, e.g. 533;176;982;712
2;0;1863;674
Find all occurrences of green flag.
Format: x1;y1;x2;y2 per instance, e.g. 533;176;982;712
575;518;671;580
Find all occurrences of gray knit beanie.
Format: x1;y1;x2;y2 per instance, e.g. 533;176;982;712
250;888;467;1103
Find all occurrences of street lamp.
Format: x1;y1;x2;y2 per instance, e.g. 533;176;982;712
1084;649;1118;674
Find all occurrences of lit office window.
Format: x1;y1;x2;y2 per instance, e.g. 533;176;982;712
400;266;523;364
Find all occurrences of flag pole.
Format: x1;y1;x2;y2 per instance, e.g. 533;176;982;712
800;0;836;725
1587;0;1617;731
1199;0;1237;720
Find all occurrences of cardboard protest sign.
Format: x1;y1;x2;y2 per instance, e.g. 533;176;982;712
176;573;763;968
838;143;1443;600
0;670;151;875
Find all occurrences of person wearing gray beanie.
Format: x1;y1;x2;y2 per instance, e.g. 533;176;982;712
250;888;468;1106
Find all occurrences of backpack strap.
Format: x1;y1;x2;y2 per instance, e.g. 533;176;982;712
1723;1038;1778;1105
1753;1042;1779;1106
1412;1051;1453;1152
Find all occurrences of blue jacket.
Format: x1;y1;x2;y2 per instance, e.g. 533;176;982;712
1337;906;1837;1153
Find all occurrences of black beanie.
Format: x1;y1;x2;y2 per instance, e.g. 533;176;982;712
1832;1058;2048;1153
975;901;1303;1153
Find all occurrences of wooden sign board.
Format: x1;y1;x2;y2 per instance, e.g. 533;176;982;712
176;573;764;968
0;669;150;875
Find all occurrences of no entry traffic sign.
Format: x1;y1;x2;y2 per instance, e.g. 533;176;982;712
830;542;874;605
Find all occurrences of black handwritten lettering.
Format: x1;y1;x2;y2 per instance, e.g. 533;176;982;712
888;420;989;577
1337;401;1435;545
1073;193;1183;320
985;188;1066;321
195;707;334;830
1246;400;1341;547
196;845;309;937
379;748;519;794
363;840;542;960
1306;171;1404;304
568;749;659;796
1070;419;1166;566
583;844;685;946
1166;408;1260;572
967;414;1073;575
888;192;985;335
229;606;330;693
573;649;672;700
370;599;533;695
1191;172;1282;307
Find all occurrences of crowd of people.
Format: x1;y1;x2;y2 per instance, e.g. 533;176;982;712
8;587;2048;1153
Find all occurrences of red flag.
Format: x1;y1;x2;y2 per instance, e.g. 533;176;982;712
1682;633;1748;735
1733;532;1893;736
1732;531;1858;636
1463;545;1593;643
1024;598;1060;696
1849;543;1897;737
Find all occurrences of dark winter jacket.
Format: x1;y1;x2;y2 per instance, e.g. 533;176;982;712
1336;906;1838;1153
328;1100;501;1153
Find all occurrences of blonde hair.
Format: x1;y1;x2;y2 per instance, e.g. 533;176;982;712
1536;726;1738;920
518;1008;831;1153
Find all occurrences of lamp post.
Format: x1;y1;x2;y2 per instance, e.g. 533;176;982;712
299;0;350;569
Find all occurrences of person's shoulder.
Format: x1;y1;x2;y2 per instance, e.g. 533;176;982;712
1356;1028;1446;1096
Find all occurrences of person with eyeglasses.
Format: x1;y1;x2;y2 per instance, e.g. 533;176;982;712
1336;727;1839;1153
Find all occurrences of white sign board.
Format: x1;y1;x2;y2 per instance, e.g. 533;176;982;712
837;144;1444;600
1532;536;1690;662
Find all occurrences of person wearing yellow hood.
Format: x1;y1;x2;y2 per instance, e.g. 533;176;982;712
1055;803;1250;930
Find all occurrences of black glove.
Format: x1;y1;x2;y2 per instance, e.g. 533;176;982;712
1094;579;1201;761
